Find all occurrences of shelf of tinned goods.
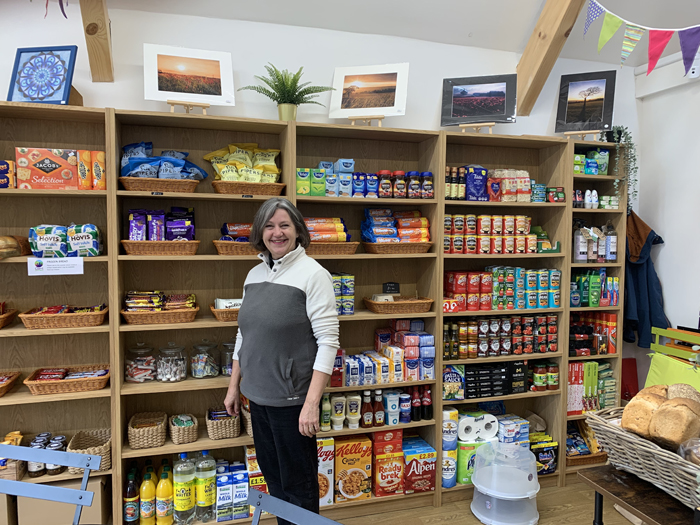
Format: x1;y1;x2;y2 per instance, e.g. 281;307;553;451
325;379;436;393
0;384;111;406
443;201;566;208
568;354;620;361
296;196;438;205
441;388;560;406
443;307;564;317
443;253;565;259
443;352;563;366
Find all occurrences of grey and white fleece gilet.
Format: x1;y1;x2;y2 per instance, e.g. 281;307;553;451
233;245;340;407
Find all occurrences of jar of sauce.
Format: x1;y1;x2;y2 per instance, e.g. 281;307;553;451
533;364;547;391
46;442;66;475
547;363;559;390
27;444;46;478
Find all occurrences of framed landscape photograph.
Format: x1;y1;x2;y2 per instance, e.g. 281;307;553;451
329;63;409;119
7;45;77;105
440;74;516;127
143;44;235;106
555;70;616;133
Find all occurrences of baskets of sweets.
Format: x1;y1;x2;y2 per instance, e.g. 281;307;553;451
169;414;199;445
18;304;108;330
121;240;201;256
23;364;110;395
0;309;18;330
362;242;432;254
0;372;21;398
213;240;258;256
206;406;241;440
127;412;168;450
121;292;198;325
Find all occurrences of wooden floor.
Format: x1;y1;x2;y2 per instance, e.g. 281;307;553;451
341;481;632;525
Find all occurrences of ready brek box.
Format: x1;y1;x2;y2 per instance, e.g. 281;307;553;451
15;148;78;190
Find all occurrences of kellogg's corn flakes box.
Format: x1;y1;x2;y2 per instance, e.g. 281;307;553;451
334;435;372;503
15;148;78;190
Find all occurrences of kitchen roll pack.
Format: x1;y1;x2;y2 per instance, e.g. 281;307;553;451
457;410;498;442
442;407;459;451
456;437;498;485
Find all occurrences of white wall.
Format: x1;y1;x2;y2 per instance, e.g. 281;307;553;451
0;3;639;137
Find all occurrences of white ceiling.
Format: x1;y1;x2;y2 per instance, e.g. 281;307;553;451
108;0;700;68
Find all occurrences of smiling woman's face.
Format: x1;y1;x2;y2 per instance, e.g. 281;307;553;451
263;208;297;259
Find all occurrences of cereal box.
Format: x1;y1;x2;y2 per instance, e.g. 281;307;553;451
317;437;334;507
15;148;78;190
443;365;465;400
0;161;16;189
372;429;403;443
373;450;403;497
404;440;437;494
245;446;269;517
334;436;372;503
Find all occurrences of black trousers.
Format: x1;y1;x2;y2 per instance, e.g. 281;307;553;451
249;400;320;525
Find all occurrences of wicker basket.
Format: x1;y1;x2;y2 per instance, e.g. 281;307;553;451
0;309;18;330
241;406;254;438
362;242;432;254
210;305;239;323
306;242;360;256
127;412;167;450
121;240;200;256
586;407;700;509
19;307;108;330
213;241;259;256
121;306;199;325
0;372;21;398
169;414;199;445
566;450;608;466
119;177;199;193
205;406;241;440
363;296;434;315
23;364;110;395
67;428;112;474
212;181;285;196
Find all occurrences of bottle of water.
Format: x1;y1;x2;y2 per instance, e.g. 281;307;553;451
195;450;217;522
173;453;195;524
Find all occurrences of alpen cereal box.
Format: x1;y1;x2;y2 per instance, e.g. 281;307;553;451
404;441;437;494
334;435;372;503
15;148;78;190
317;437;334;507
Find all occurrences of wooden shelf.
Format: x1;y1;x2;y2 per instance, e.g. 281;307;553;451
0;383;111;406
326;380;436;393
324;419;435;439
22;469;112;485
444;201;566;208
571;262;622;268
340;310;436;322
444;132;566;149
570;306;621;312
121;376;230;396
119;317;236;332
573;174;620;181
568;354;620;361
566;461;608;474
444;253;564;259
0;189;107;197
0;323;110;338
118;253;437;261
117;191;283;201
0;256;109;264
444;307;564;317
114;110;288;133
573;208;624;214
296;196;438;205
296;121;438;142
444;352;563;365
441;483;473;493
442;389;560;405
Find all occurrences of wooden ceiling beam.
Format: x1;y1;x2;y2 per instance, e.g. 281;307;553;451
79;0;114;82
516;0;585;116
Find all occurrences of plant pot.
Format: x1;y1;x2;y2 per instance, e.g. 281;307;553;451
605;130;622;143
278;104;297;121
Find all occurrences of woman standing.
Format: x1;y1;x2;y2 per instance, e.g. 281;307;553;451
224;198;339;524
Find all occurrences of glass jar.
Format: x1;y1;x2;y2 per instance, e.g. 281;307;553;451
420;171;434;199
221;341;236;377
27;444;46;478
378;170;393;198
125;342;156;383
547;363;559;390
46;442;66;475
191;339;220;379
156;342;187;382
407;171;421;199
392;171;406;198
533;364;547;391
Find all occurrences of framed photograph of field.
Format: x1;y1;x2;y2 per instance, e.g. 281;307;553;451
329;63;409;119
555;70;616;133
143;44;235;106
440;74;516;127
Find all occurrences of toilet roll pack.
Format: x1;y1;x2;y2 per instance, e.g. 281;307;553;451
442;407;459;451
457;410;499;442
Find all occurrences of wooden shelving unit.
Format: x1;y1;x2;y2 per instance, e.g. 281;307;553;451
0;105;627;523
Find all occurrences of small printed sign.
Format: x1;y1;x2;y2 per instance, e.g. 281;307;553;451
27;258;84;276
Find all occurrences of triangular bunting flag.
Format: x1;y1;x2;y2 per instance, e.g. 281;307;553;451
679;26;700;76
584;0;605;37
647;30;675;75
621;24;645;65
598;12;624;52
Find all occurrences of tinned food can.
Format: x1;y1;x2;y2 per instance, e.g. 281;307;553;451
444;214;453;234
444;235;452;254
453;235;464;254
504;215;515;235
515;215;529;235
465;235;477;254
465;215;477;234
452;214;465;234
503;235;515;254
477;235;491;254
526;234;538;254
477;215;491;235
490;235;503;255
491;215;503;235
515;235;526;254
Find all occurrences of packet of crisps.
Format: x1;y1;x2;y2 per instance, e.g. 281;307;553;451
217;164;240;181
261;166;281;183
227;143;257;168
239;167;262;183
203;147;230;162
252;148;280;170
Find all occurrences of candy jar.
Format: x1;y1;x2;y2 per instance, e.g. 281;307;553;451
190;339;220;379
156;342;187;382
125;342;156;383
221;340;236;377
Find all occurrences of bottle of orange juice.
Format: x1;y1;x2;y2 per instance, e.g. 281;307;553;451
158;459;170;480
163;465;173;483
140;472;157;525
156;472;174;525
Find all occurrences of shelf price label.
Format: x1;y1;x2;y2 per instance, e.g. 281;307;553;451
27;258;84;276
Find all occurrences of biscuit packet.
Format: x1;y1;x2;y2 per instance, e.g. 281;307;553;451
252;149;280;170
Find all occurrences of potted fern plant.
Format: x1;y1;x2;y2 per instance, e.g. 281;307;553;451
238;63;334;121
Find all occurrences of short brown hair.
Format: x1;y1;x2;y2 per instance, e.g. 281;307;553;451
249;198;310;252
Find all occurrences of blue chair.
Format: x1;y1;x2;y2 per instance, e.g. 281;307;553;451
248;490;342;525
0;444;102;525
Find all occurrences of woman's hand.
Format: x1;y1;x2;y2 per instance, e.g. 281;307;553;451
299;401;320;437
224;385;241;417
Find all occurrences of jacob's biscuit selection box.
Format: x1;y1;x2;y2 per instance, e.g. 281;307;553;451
15;148;78;190
334;436;372;503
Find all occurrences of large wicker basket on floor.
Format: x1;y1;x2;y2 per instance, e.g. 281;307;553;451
121;306;199;325
363;296;433;315
205;406;241;440
586;407;700;509
19;307;108;330
212;181;285;195
306;242;360;256
128;412;167;450
169;414;199;445
362;242;432;254
23;364;110;395
0;309;18;330
119;177;199;193
213;241;258;256
121;240;200;256
0;372;21;398
67;428;112;474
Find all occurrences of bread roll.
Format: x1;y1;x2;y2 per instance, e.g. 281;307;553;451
649;398;700;450
621;392;666;438
667;383;700;404
638;384;668;398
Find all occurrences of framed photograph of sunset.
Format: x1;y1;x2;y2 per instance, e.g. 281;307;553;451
329;63;409;119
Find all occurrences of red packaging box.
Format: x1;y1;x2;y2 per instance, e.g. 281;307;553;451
15;148;78;190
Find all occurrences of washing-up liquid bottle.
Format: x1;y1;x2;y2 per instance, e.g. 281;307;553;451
573;219;587;263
